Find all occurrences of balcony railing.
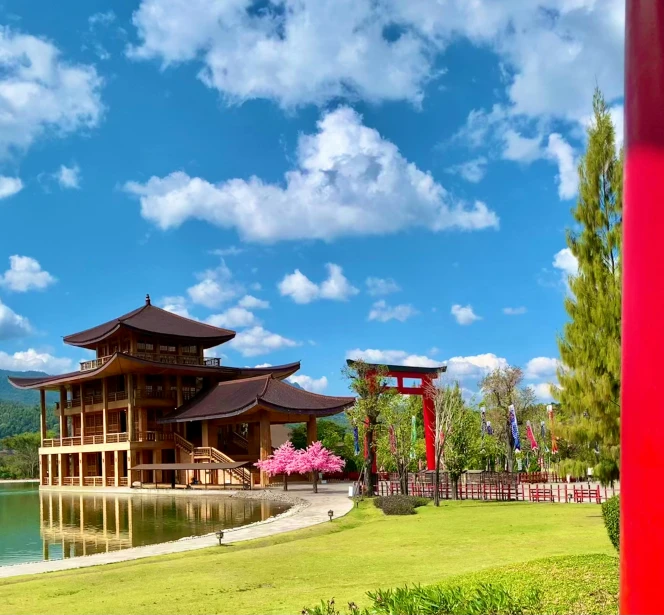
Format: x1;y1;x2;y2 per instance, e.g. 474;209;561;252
42;434;129;447
108;391;127;402
79;356;112;371
79;352;221;372
136;431;174;442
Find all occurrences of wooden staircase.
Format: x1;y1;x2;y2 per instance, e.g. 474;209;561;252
174;433;251;488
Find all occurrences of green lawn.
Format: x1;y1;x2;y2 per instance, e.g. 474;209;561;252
0;501;616;615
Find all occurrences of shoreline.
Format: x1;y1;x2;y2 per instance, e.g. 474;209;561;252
0;479;39;484
0;482;353;579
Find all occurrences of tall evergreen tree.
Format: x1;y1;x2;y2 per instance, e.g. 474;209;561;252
556;88;622;483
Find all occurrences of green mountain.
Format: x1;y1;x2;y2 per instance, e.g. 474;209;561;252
0;369;58;439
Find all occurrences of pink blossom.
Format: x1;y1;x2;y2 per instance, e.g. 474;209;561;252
294;441;345;474
255;441;299;476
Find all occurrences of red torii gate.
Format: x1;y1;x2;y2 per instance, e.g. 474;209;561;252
347;361;447;470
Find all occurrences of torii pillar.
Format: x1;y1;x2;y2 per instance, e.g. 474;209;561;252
622;3;664;613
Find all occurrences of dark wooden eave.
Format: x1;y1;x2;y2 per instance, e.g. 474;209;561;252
63;301;235;349
160;375;355;424
7;354;300;391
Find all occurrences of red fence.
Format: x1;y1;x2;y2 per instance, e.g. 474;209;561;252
377;476;617;504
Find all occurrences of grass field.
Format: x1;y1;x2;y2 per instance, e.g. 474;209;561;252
0;501;617;614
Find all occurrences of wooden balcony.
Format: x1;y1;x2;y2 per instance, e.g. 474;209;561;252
41;433;129;447
79;353;221;372
135;431;174;443
134;388;177;402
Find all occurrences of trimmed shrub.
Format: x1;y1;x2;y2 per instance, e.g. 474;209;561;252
373;495;429;511
381;497;416;515
601;495;620;551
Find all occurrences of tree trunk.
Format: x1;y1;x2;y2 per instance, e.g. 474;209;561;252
364;418;377;496
283;474;288;491
312;472;318;493
434;465;440;506
451;477;458;500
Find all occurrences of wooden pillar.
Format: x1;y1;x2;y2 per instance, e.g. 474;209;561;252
127;450;134;486
39;389;47;444
259;412;271;487
201;420;210;447
58;453;63;483
114;450;120;487
59;387;66;443
79;452;84;487
39;454;44;486
307;415;317;445
48;454;54;486
102;378;108;443
101;450;107;487
80;384;85;442
154;449;162;484
176;375;183;407
127;374;135;441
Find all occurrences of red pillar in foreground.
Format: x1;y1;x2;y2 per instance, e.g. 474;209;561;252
422;375;435;470
622;3;664;612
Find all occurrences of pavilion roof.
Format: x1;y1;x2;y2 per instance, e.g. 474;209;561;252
63;295;235;349
7;354;300;391
160;375;355;423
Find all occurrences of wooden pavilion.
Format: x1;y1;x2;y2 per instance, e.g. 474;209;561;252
8;295;354;489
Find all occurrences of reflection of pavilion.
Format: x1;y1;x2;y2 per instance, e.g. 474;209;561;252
39;492;276;559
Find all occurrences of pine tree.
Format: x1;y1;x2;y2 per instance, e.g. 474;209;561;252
556;88;622;483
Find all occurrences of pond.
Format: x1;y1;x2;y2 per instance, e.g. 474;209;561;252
0;482;290;567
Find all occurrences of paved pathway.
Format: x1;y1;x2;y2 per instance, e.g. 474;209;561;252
0;483;353;579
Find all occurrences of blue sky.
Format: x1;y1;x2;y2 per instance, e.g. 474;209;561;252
0;0;624;400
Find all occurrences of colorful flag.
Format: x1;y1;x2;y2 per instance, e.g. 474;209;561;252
526;420;539;451
509;404;521;452
547;404;558;454
353;425;360;456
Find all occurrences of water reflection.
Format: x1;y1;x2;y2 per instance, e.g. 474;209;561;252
37;490;288;561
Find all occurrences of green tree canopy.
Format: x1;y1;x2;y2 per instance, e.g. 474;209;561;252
556;88;622;483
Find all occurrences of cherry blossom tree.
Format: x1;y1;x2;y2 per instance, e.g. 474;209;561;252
255;441;298;490
292;441;345;493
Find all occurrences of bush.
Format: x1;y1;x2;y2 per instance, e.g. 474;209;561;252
381;497;416;515
373;495;429;511
601;495;619;551
302;583;541;615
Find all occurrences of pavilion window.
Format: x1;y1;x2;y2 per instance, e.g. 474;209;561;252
147;409;158;431
181;345;198;355
107;411;120;434
159;344;176;354
137;341;154;352
73;415;81;437
85;413;103;435
108;375;125;393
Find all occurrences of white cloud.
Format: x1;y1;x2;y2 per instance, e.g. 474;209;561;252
502;130;542;163
211;246;245;257
207;306;258;329
0;255;56;292
553;248;578;277
88;11;116;27
365;277;401;296
546;134;578;199
0;299;32;339
55;164;81;189
532;382;556;402
451;304;481;326
368;300;417;323
279;263;358;304
445;353;508;383
128;0;434;108
125;107;499;242
229;326;299;357
128;0;623;122
446;157;487;183
0;348;73;374
503;306;527;315
288;374;328;393
346;348;440;368
160;295;193;318
187;260;242;308
254;363;272;368
0;176;23;199
0;27;103;158
237;295;269;310
525;357;560;380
